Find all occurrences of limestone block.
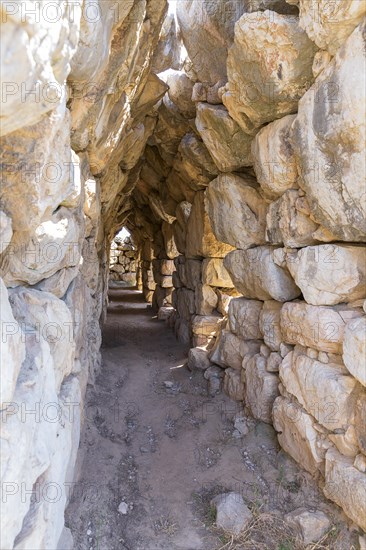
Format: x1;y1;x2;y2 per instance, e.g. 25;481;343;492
210;329;261;369
196;104;253;172
1;105;77;232
0;211;13;254
297;0;366;54
223;368;245;401
273;396;327;475
176;288;196;320
328;426;359;459
291;21;366;241
267;352;282;372
224;246;300;301
216;289;241;316
206;174;267;249
176;0;248;85
192;315;223;338
151;13;181;73
355;393;366;455
284;508;330;546
244;353;280;423
343;316;366;386
35;266;79;299
287;245;366;306
228;298;263;340
185;259;203;290
186;191;234;259
280;301;363;353
188;346;211;371
324;448;366;530
223;11;317;134
1;207;81;287
266;190;319;247
9;287;75;391
259;300;283;351
195;284;218;316
252;114;298;199
1;3;80;136
279;348;360;430
162;222;179;260
0;278;25;407
166;71;195;118
202;258;234;288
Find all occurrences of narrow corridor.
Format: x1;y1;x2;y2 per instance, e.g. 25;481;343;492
65;288;347;550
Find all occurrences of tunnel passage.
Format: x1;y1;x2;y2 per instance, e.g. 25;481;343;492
0;0;365;548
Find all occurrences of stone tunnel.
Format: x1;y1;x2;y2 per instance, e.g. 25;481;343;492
0;0;366;548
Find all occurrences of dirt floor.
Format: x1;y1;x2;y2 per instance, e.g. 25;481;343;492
66;287;358;550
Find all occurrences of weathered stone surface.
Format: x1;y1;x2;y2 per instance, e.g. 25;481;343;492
328;426;359;459
259;300;283;351
0;278;25;407
343;316;366;387
266;190;319;247
196;104;253;172
1;6;80;137
228;298;263;340
35;266;79;298
211;492;253;536
224;247;301;301
273;396;327;475
9;287;75;391
0;105;77;232
291;21;366;241
279;347;360;430
151;13;181;73
324;448;366;530
1;207;81;287
166;71;195;118
192;315;223;338
0;211;13;253
284;508;330;545
206;174;267;249
280;302;363;353
186;191;235;259
202;258;234;288
223;11;317;134
252;115;298;199
297;0;366;54
287;245;366;305
176;288;196;320
188;346;211;371
223;368;245;401
176;0;248;85
244;353;280;423
216;289;241;316
195;284;218;315
210;329;261;369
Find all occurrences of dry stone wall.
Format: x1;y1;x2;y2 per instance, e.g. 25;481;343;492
0;0;366;546
109;237;138;286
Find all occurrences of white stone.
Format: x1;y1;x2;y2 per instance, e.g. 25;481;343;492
343;316;366;387
228;298;263;340
211;492;253;536
202;258;234;288
244;354;280;423
206;173;267;249
224;247;300;302
287;245;366;306
284;508;330;545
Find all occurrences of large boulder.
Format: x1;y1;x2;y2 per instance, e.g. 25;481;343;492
186;191;234;259
223;11;318;134
286;245;366;306
228;298;263;340
280;302;364;354
224;246;301;301
252;114;298;199
0;278;25;407
265;190;320;247
244;353;280;423
343;316;366;387
195;104;253;172
206;174;267;249
273;396;327;475
202;258;234;288
280;347;360;430
291;21;366;241
259;300;283;351
297;0;366;54
324;448;366;530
